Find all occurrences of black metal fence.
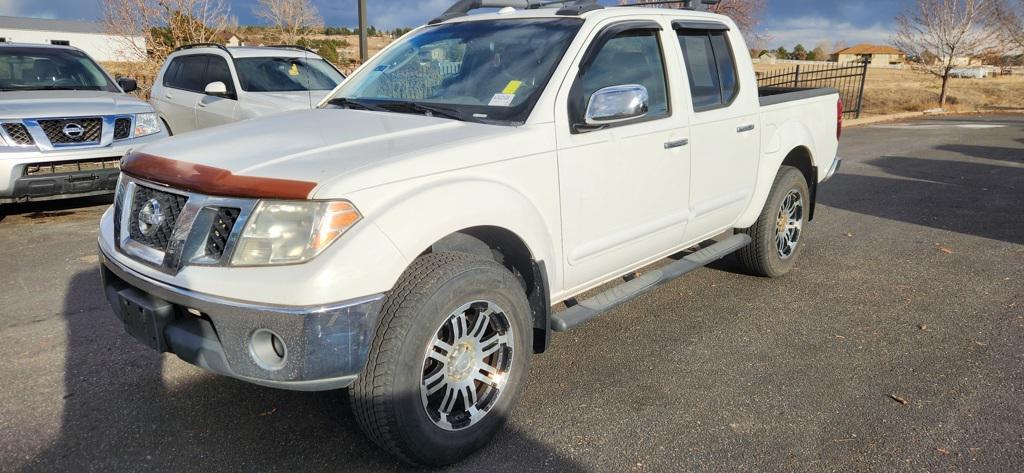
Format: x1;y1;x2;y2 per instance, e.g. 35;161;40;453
757;61;870;118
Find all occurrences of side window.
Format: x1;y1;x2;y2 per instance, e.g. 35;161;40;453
204;55;235;94
576;29;669;124
163;58;183;88
677;29;739;111
165;55;209;92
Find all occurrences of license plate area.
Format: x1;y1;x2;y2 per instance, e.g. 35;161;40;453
118;288;175;352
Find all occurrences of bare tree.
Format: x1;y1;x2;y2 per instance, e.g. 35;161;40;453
619;0;767;42
893;0;1003;107
102;0;236;95
994;0;1024;51
254;0;324;43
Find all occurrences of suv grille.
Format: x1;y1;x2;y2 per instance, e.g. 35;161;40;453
114;118;132;140
38;117;102;145
2;123;34;145
128;185;188;252
205;207;241;260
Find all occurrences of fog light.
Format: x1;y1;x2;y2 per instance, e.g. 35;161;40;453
249;329;287;370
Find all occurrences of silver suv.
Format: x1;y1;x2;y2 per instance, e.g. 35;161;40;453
151;44;346;135
0;43;167;206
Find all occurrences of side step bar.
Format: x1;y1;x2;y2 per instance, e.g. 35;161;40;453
550;234;752;332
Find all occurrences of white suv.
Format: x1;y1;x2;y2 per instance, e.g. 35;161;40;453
150;44;345;135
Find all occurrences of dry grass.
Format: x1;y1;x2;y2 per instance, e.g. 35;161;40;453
756;64;1024;116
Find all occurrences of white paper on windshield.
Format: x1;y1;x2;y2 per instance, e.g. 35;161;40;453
488;93;515;107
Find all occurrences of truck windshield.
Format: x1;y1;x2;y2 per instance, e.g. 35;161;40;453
234;57;345;92
0;46;117;92
325;18;582;124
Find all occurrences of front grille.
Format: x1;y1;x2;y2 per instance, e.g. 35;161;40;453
128;185;188;252
114;118;132;140
25;157;121;176
2;123;33;145
38;117;102;145
205;207;241;260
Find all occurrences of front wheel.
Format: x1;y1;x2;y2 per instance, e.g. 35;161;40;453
735;166;810;277
349;252;532;467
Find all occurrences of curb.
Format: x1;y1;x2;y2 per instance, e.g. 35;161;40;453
847;109;1024;128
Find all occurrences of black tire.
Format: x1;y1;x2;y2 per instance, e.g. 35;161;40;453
735;166;810;278
350;251;533;467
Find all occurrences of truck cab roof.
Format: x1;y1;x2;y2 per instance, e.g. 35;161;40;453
432;3;734;26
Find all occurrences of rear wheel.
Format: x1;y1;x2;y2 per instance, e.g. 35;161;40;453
350;252;532;467
736;166;810;277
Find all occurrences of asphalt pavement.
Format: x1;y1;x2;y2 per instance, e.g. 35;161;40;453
0;114;1021;472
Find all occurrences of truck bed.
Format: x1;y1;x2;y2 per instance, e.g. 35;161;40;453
758;87;839;107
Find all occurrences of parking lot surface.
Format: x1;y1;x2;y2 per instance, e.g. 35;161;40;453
1;115;1021;472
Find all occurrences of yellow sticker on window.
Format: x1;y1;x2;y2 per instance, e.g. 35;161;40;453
289;64;300;76
502;80;523;95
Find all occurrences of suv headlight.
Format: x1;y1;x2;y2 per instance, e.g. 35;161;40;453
231;200;361;266
134;113;161;137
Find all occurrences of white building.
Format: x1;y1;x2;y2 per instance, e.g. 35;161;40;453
0;16;146;62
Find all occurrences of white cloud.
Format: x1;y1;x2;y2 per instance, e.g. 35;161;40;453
758;16;895;50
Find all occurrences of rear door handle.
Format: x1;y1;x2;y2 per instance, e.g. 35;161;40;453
737;124;756;133
664;138;689;149
164;93;173;99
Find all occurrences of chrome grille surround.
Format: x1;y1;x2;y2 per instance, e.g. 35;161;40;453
116;176;257;274
1;115;134;150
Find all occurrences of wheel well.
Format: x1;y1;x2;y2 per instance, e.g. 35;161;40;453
426;226;551;354
782;146;818;220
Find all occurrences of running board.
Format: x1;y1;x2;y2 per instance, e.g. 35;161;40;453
550;234;752;332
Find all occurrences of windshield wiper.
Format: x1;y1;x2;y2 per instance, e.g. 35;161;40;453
377;101;467;122
326;97;389;112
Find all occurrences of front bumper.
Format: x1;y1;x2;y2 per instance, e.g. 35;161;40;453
99;247;385;391
0;131;167;203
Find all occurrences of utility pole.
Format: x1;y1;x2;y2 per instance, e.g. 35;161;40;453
358;0;368;63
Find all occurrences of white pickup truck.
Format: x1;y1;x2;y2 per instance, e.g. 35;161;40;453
99;1;841;466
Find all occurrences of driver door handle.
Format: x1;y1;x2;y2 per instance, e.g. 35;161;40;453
664;138;688;149
737;124;756;133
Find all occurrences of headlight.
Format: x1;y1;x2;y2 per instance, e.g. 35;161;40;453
134;113;161;137
231;200;361;266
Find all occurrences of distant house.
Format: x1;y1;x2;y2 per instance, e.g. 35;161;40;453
831;44;906;66
758;51;777;60
0;16;146;62
214;32;245;47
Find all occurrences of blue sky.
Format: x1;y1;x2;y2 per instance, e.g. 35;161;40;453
1;0;910;49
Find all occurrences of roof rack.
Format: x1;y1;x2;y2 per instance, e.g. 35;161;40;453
264;44;319;55
618;0;720;9
172;43;233;56
428;0;602;25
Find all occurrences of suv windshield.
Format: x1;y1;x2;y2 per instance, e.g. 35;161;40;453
0;46;117;92
326;18;582;124
234;57;345;92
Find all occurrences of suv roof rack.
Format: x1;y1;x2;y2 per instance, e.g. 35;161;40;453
617;0;720;9
428;0;602;25
264;44;319;55
172;43;233;56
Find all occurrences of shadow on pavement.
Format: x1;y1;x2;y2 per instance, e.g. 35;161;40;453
0;195;113;222
24;270;586;472
819;155;1023;245
934;144;1023;164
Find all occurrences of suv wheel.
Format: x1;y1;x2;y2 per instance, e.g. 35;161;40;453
736;166;810;277
350;252;532;466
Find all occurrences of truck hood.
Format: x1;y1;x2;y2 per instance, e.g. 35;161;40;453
0;90;154;119
133;108;547;197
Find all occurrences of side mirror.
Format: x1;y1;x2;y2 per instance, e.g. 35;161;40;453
584;84;649;127
204;81;230;98
117;77;138;93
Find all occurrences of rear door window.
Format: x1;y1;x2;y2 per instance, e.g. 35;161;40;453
676;28;739;111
